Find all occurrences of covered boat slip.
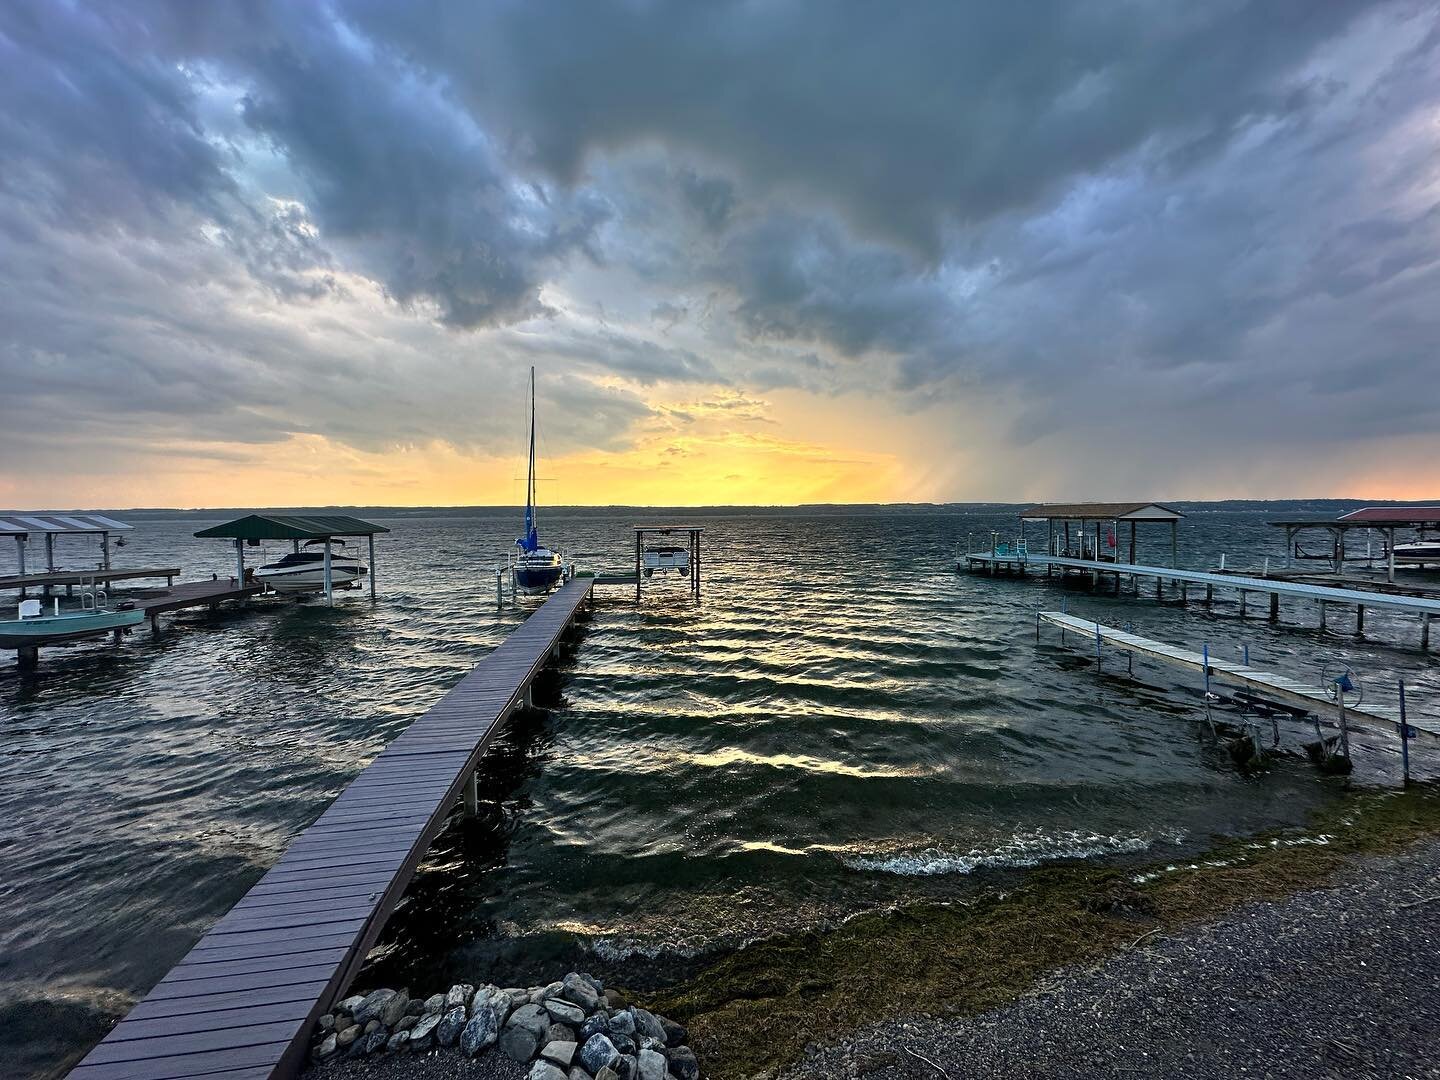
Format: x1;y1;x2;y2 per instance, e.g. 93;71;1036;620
1018;502;1184;566
1269;506;1440;582
0;512;138;587
69;576;594;1080
193;514;390;604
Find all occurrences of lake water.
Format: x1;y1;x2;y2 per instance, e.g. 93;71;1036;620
1;505;1436;1077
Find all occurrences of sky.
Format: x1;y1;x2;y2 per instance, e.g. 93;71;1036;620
2;1;1439;509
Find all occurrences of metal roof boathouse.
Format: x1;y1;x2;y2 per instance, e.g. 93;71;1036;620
1019;502;1184;566
194;514;390;604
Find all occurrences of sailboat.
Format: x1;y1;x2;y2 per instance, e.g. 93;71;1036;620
510;366;566;595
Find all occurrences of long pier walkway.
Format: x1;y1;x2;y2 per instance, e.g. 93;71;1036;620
966;552;1440;647
1039;611;1437;742
0;567;181;593
70;576;595;1080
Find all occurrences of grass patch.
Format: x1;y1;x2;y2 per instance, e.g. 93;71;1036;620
642;784;1440;1080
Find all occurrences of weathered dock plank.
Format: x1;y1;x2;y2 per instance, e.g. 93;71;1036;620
70;576;593;1080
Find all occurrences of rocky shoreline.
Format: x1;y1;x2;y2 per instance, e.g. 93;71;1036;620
310;972;698;1080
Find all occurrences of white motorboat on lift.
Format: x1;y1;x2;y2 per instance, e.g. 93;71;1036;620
1393;539;1440;565
642;544;690;577
255;540;368;593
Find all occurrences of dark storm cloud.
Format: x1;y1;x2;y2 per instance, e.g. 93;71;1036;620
3;0;1439;496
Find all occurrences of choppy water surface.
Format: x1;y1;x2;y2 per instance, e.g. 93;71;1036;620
2;507;1437;1077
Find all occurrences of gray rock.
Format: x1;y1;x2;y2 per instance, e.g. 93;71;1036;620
446;983;476;1010
596;1070;620;1080
612;1034;636;1056
579;1014;609;1043
423;993;446;1015
569;1069;594;1080
527;1063;568;1080
409;1012;441;1045
546;1022;577;1045
395;1015;416;1032
387;1031;411;1053
579;1032;620;1075
541;1040;578;1067
336;994;366;1014
364;1019;381;1036
528;988;548;1005
560;971;601;1011
361;1029;388;1055
607;1010;635;1038
318;1013;336;1033
581;973;604;993
636;1047;667;1080
313;1033;338;1061
666;1045;699;1080
380;990;410;1029
437;1006;467;1047
545;980;565;997
336;1024;362;1048
612;1054;637;1080
407;998;426;1016
640;1036;664;1053
603;989;625;1009
500;1025;539;1062
545;998;586;1026
352;989;396;1026
659;1016;687;1048
509;1002;552;1039
461;1008;500;1057
631;1008;666;1044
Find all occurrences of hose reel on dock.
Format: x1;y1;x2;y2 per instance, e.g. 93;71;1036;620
1321;662;1363;709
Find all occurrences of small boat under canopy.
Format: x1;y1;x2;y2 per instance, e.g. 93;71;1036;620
255;540;368;593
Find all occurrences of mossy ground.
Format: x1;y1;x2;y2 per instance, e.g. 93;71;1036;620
641;784;1440;1080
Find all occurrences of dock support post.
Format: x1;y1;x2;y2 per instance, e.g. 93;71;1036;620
1318;601;1326;631
45;533;55;572
463;771;478;817
523;683;533;709
234;539;245;589
1355;605;1365;636
1387;527;1396;584
1337;699;1350;761
368;534;377;600
1422;613;1431;651
150;614;160;639
1239;591;1246;617
1095;621;1102;672
1205;584;1213;605
1269;593;1280;622
323;539;333;605
1170;520;1177;568
102;531;111;571
635;531;642;603
14;536;26;597
1399;680;1411;786
496;568;504;609
17;646;38;671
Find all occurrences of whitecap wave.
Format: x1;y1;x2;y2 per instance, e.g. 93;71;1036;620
841;828;1185;877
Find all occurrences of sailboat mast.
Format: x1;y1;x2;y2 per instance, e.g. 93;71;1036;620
525;366;537;546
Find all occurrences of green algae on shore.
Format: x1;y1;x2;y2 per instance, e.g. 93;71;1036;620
643;784;1440;1080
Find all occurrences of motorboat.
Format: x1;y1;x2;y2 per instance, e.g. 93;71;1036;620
0;595;143;649
643;544;690;577
255;540;368;593
509;366;566;595
1393;539;1440;564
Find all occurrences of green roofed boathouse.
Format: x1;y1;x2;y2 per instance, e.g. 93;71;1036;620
194;513;389;604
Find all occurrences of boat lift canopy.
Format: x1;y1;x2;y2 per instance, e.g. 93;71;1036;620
1268;507;1440;581
1018;502;1184;567
0;512;134;574
194;514;389;603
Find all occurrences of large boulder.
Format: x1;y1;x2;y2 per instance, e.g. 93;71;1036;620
545;998;586;1026
560;972;601;1012
541;1040;578;1068
461;1008;500;1057
659;1016;688;1048
408;1012;441;1050
579;1032;620;1076
527;1063;568;1080
500;1025;540;1062
607;1010;636;1038
379;990;410;1028
667;1045;700;1080
437;1006;467;1047
351;989;396;1026
637;1048;668;1080
509;1003;552;1040
446;983;475;1011
631;1008;666;1044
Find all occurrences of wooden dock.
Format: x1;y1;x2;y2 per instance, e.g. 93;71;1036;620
0;567;180;592
133;578;263;621
965;552;1440;647
1039;611;1436;743
70;576;594;1080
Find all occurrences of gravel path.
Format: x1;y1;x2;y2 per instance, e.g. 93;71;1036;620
312;1051;527;1080
783;838;1440;1080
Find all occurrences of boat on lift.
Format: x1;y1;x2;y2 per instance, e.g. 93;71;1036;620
255;540;368;593
509;366;566;595
0;594;144;649
642;543;690;577
1393;539;1440;565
